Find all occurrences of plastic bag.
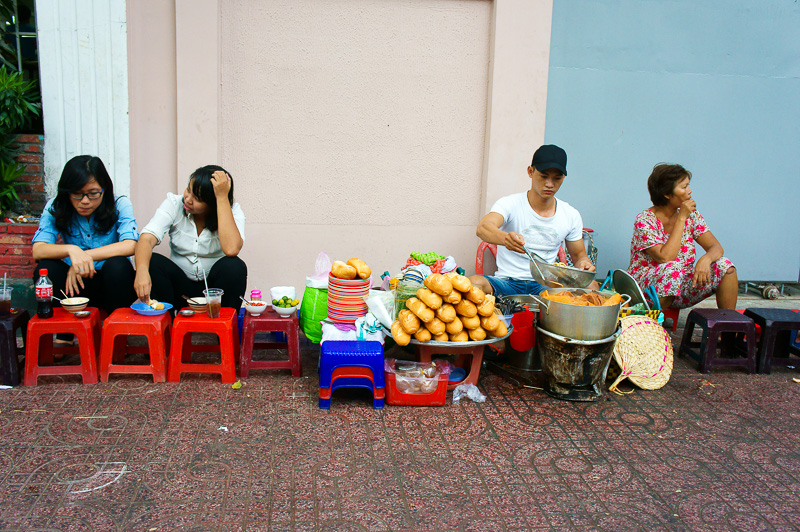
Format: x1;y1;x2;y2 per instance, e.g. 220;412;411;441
355;312;386;343
299;285;328;343
306;251;332;289
321;321;357;344
452;383;486;403
365;290;394;329
385;359;450;394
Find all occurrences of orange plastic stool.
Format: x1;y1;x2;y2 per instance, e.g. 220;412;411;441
414;343;484;391
168;307;239;383
98;308;172;383
24;308;102;386
240;308;302;378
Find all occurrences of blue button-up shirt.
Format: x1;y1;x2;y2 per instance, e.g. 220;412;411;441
32;195;140;270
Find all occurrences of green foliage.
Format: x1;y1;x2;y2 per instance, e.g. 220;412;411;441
0;65;40;216
0;158;22;213
0;65;39;133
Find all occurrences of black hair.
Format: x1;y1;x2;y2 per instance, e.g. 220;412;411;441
648;163;692;207
187;165;234;233
51;155;119;235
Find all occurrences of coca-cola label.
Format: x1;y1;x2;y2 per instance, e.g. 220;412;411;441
36;286;53;298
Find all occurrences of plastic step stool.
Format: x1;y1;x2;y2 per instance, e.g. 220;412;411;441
24;308;102;386
679;308;757;374
98;308;171;383
0;309;29;386
168;307;239;383
743;308;800;374
240;308;301;378
319;340;385;388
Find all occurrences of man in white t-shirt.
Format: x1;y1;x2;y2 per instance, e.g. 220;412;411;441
469;144;597;297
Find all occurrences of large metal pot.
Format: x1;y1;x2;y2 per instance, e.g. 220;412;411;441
533;288;629;341
537;326;620;401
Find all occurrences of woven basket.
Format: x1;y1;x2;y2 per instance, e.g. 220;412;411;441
609;315;673;394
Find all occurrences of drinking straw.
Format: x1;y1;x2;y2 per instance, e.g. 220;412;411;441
200;263;209;295
3;273;5;292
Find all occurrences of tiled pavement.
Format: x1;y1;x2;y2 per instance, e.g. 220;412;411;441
1;298;800;531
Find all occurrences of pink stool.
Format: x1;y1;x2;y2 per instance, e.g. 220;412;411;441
240;308;302;378
24;308;102;386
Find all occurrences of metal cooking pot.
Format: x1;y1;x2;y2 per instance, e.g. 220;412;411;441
532;288;630;341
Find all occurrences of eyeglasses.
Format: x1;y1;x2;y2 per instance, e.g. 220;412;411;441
69;189;104;201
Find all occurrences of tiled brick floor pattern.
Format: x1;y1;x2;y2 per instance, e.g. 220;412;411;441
2;331;800;531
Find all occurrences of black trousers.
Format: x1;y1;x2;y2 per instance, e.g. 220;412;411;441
32;256;137;313
149;253;247;311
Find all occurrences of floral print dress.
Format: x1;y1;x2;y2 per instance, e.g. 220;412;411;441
628;210;734;309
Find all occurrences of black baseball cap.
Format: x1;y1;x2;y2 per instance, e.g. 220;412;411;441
531;144;567;176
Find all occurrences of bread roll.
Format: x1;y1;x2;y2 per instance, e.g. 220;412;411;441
414;328;432;342
416;288;443;310
480;313;501;332
433;332;449;342
398;309;420;334
445;318;463;335
331;260;357;280
450;331;469;342
424;273;453;296
405;297;434;323
468;327;487;341
446;272;471;292
391;321;410;346
435;303;457;323
346;258;371;279
490;321;508;337
461;314;480;330
443;290;462;305
465;286;486;305
455;299;477;318
476;295;496;317
424;317;446;335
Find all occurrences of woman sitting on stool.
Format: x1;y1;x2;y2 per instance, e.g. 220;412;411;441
31;155;138;313
628;163;737;310
133;165;247;311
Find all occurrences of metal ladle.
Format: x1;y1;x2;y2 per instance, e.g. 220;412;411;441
521;248;563;288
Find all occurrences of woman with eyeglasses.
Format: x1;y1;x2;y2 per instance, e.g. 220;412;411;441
133;165;246;311
31;155;139;312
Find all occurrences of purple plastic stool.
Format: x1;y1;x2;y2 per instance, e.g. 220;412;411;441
743;308;800;374
679;309;757;374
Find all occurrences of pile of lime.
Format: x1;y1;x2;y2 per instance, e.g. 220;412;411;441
273;296;299;308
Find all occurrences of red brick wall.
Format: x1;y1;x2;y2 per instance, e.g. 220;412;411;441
0;223;36;278
10;134;46;215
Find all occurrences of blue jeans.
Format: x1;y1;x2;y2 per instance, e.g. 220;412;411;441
481;276;545;297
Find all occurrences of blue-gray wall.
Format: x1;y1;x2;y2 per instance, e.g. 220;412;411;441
545;0;800;281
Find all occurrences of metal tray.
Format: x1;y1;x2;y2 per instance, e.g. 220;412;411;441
409;325;513;347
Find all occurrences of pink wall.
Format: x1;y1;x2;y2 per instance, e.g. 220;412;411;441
127;0;553;296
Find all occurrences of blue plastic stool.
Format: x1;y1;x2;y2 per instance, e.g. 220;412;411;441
319;340;385;388
319;376;385;409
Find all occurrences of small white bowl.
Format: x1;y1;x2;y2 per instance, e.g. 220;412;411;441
186;297;207;312
244;300;269;315
273;304;297;318
61;297;89;313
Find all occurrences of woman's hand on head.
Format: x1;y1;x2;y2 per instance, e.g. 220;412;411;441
692;255;711;287
211;170;231;200
134;269;151;302
68;245;96;278
65;266;84;297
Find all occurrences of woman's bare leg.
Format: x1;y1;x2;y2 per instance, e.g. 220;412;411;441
716;267;738;309
659;296;675;310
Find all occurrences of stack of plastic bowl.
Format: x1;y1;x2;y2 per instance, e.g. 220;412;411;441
327;273;371;323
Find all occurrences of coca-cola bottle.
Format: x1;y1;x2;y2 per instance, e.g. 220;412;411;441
35;268;53;319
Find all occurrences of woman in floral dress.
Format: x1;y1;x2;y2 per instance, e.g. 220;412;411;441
628;163;738;309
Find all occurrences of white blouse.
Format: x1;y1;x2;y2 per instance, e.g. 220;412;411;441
142;192;246;281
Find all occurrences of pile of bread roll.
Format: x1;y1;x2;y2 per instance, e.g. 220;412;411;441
391;272;509;346
330;258;371;280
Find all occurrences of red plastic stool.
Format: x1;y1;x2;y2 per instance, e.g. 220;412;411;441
168;307;239;383
414;342;484;391
240;308;301;378
98;308;172;383
662;307;680;332
24;308;102;386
